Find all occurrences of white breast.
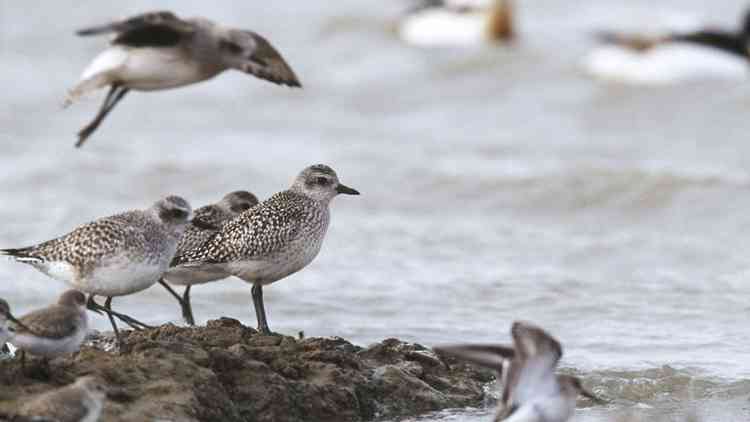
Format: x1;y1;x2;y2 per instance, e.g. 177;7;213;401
229;235;326;285
583;43;748;85
11;322;87;358
82;46;221;91
86;254;165;296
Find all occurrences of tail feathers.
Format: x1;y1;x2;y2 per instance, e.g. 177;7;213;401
0;247;43;264
63;74;111;108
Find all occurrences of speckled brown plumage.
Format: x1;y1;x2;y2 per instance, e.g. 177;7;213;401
175;190;319;265
15;303;84;340
0;196;190;293
173;191;258;264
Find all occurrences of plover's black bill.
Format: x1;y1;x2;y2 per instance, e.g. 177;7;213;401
6;313;32;332
336;184;360;195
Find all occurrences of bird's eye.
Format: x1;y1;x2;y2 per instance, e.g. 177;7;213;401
315;177;329;185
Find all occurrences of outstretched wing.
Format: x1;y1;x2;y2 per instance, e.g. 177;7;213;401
434;343;515;372
219;31;302;87
76;10;195;48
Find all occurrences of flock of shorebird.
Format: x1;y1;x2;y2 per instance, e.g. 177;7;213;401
2;2;741;421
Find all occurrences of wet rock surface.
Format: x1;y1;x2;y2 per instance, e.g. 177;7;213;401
0;318;492;422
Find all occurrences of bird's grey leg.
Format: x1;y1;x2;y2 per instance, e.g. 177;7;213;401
76;84;130;147
103;297;122;347
86;294;103;314
181;285;195;326
105;298;153;331
252;284;271;334
157;279;195;326
92;295;152;330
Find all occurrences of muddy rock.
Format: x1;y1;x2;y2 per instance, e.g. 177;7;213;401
0;318;491;422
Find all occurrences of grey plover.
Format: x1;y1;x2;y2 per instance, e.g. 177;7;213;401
0;196;192;343
0;298;28;350
174;164;359;334
435;321;600;422
159;190;259;325
66;10;302;147
10;290;88;365
18;375;107;422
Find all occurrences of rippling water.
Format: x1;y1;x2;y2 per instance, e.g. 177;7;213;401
2;1;750;420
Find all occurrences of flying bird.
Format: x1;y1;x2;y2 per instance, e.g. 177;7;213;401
66;10;302;147
435;321;600;422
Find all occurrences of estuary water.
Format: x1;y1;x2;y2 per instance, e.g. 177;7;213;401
2;1;750;420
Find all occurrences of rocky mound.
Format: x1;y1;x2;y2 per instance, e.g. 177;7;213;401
0;318;493;422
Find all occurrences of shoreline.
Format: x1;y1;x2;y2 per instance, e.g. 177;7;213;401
0;318;492;422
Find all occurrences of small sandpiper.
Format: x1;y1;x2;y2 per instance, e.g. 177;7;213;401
159;190;259;325
174;164;359;334
10;290;89;366
0;196;192;344
66;10;302;147
435;321;600;422
18;375;107;422
0;298;28;351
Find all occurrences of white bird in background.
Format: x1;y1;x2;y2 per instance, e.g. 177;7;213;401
66;10;302;147
583;8;750;85
435;321;600;422
399;0;516;47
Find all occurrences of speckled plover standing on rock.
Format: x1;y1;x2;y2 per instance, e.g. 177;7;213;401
173;164;359;334
0;196;192;345
18;375;107;422
435;321;600;422
0;298;29;351
159;190;259;325
66;10;302;147
10;290;88;368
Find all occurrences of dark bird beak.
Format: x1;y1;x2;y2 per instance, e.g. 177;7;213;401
7;314;32;332
336;184;360;195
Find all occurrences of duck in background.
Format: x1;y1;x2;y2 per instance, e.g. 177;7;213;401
583;8;750;85
398;0;515;47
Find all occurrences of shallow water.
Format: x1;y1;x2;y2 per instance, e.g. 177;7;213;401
2;1;750;420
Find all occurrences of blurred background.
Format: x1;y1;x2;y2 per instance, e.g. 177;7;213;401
2;1;750;421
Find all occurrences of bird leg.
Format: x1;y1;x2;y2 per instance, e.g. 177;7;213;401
88;295;153;330
76;84;130;147
158;279;195;326
103;297;122;349
182;285;195;326
103;297;154;330
252;284;271;334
